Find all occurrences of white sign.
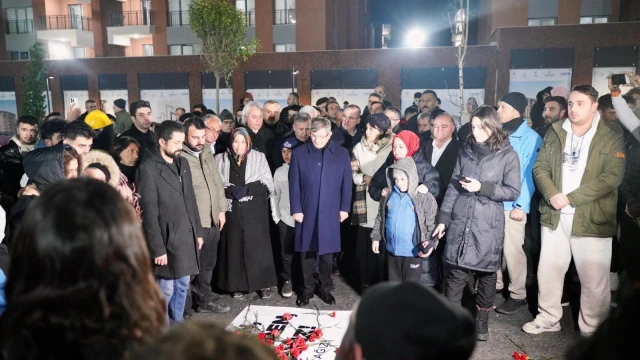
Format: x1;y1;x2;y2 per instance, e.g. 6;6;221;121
100;90;129;116
202;88;234;114
140;89;190;123
311;89;371;109
592;67;636;97
248;88;293;109
401;88;485;117
227;305;351;360
63;90;90;113
509;69;573;100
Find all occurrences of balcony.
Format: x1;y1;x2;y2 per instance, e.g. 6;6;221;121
5;19;34;34
168;11;189;27
106;11;155;47
274;9;296;25
36;15;94;48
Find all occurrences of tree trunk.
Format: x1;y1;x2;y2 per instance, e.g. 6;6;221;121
215;73;221;115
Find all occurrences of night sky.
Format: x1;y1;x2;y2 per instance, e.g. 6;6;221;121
371;0;480;47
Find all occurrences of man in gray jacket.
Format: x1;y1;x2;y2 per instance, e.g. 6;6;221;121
180;118;230;314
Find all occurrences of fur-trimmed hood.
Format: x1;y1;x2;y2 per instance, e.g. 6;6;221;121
81;150;121;188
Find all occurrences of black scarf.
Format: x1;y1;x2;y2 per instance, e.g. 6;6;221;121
118;162;137;182
502;117;524;136
470;139;493;161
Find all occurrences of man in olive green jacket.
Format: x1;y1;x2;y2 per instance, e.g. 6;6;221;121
181;118;230;315
522;85;625;336
113;99;133;135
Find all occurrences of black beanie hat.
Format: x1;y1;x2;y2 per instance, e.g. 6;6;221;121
366;113;391;134
355;282;476;360
114;99;126;110
499;92;528;117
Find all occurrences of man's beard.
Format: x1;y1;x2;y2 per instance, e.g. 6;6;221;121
265;116;278;126
164;148;182;159
545;115;560;125
187;143;204;152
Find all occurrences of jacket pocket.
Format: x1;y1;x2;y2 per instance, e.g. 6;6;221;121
166;223;177;250
597;151;610;174
590;192;617;226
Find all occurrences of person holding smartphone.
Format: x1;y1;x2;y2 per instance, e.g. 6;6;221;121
432;106;521;341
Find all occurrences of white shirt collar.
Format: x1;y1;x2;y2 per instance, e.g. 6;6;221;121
432;137;453;150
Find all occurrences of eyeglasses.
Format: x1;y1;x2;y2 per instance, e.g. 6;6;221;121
310;133;330;140
205;125;221;134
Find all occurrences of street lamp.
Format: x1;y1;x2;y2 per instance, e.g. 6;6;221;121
405;28;426;48
45;76;54;114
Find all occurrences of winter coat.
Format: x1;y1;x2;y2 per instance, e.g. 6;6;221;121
368;151;443;202
534;117;626;237
505;120;542;214
415;137;463;189
439;142;521;272
619;128;640;227
181;145;226;228
136;149;202;279
289;141;352;255
351;133;394;228
247;126;277;172
0;140;25;198
371;157;440;284
114;109;133;135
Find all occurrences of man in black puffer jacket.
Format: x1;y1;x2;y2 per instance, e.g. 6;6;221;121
618;130;640;277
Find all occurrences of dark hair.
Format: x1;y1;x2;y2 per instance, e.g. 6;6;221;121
44;112;63;122
544;96;568;111
628;87;640;98
404;107;418;117
85;99;96;106
18;114;38;127
470;105;509;151
110;136;142;163
204;109;215;115
327;100;340;108
289;92;300;100
370;101;385;110
130;321;278;360
0;179;165;358
316;97;329;106
156;120;185;142
40;119;66;140
236;104;244;113
183;117;206;133
192;110;203;117
63;120;97;141
193;103;206;111
413;91;422;98
288;105;301;112
63;149;82;177
571;85;599;103
386;106;402;119
422;90;438;97
368;93;382;101
130;100;151;117
597;94;614;111
178;112;194;123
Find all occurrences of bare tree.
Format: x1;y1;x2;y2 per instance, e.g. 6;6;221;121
448;0;470;119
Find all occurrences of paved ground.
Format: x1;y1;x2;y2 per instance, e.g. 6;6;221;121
192;274;582;360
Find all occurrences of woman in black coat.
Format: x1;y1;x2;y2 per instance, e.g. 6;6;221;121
215;128;277;299
432;106;521;342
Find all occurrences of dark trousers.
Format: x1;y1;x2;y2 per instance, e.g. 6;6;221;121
619;221;640;277
356;226;385;286
446;266;497;309
299;251;333;295
277;221;295;283
387;253;422;282
185;227;219;311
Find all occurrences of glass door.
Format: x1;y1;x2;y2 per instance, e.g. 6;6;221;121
69;4;82;29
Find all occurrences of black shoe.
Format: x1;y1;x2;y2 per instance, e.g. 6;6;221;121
495;297;527;315
475;307;490;341
317;290;336;305
259;288;272;299
296;293;313;307
196;301;231;313
281;281;293;298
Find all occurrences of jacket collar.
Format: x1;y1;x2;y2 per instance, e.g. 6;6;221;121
306;139;337;154
509;119;530;139
550;112;606;143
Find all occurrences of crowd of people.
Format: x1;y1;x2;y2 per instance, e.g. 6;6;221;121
0;72;639;359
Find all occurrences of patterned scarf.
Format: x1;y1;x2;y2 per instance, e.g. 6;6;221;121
216;150;274;212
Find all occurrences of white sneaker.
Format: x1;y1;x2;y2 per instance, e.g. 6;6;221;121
522;321;561;334
610;272;619;292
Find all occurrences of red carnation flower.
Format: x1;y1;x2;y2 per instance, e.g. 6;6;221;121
257;332;266;341
283;313;293;321
329;311;336;317
271;329;281;338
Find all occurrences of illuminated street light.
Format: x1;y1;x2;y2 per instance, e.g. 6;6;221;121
405;29;426;48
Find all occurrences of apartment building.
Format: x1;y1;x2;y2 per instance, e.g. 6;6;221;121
477;0;624;43
0;0;372;60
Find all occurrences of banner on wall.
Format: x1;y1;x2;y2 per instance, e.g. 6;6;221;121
592;67;636;97
401;88;485;119
227;306;351;360
509;69;573;100
248;89;293;109
100;90;129;116
311;89;371;109
140;89;190;123
0;92;17;135
202;89;234;114
63;91;90;114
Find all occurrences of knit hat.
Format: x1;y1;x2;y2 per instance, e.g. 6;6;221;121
114;99;126;110
84;110;112;130
393;130;420;160
499;92;528;117
355;282;476;360
366;113;391;134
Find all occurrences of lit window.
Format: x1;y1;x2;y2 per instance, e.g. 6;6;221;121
528;18;556;26
594;16;608;23
169;44;194;55
73;47;86;59
275;43;295;52
143;44;154;56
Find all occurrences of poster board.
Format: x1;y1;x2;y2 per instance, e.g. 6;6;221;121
140;89;190;123
311;89;371;109
508;69;573;100
99;90;129;116
592;67;636;97
202;88;234;114
247;88;293;109
63;90;90;114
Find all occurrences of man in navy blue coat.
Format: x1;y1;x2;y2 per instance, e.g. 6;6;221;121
289;117;352;307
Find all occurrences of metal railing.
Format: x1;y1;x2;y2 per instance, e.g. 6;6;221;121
110;11;154;27
167;11;189;26
246;10;255;27
5;19;34;34
40;15;92;31
274;9;295;25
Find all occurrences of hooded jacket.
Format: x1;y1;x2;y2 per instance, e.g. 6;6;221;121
371;157;440;284
530;87;553;129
